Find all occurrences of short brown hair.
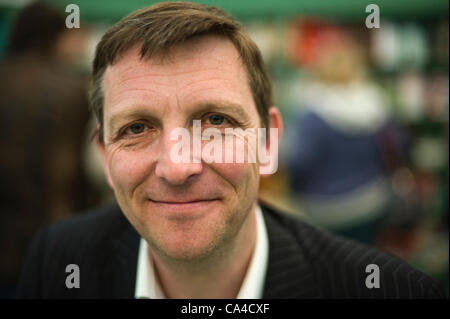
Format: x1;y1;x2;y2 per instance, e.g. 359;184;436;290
91;1;272;142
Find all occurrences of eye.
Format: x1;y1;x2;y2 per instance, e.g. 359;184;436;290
125;123;147;135
207;114;226;125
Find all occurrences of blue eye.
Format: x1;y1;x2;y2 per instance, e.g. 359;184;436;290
127;123;146;134
208;114;225;125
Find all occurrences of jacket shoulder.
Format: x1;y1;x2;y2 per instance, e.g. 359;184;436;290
44;203;128;248
262;205;446;299
16;203;130;298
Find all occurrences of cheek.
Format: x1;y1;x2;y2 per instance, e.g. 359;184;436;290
209;162;260;197
106;148;152;196
202;131;261;197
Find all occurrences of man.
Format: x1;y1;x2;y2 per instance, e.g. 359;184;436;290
16;2;444;298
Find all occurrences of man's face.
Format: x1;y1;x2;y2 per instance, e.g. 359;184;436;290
99;35;265;260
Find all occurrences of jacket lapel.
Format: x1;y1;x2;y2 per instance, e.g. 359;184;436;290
262;205;320;298
99;210;140;298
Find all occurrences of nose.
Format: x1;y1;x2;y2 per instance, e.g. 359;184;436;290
154;129;203;186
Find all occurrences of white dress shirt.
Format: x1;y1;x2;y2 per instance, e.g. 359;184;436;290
135;205;269;299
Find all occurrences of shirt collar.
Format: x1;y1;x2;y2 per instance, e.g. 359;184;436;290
134;205;269;299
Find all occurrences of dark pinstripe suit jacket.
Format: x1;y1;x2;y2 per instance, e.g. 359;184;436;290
16;203;445;298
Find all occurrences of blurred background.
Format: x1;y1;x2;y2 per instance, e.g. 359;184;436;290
0;0;448;298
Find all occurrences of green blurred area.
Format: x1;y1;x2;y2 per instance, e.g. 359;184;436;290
0;0;449;23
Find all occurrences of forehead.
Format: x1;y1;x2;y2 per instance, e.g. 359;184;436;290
102;35;257;120
106;35;243;79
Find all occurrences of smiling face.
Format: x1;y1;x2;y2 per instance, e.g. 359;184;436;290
98;35;267;261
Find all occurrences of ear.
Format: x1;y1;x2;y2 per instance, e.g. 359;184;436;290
268;107;283;140
259;107;283;176
95;124;114;189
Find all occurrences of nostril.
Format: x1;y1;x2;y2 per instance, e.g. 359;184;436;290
155;161;203;186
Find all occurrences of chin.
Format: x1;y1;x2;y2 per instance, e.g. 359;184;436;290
154;228;227;262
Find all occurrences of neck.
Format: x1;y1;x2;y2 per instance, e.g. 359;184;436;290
150;204;258;298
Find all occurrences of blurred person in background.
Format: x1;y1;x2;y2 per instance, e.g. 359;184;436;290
286;29;406;244
0;1;100;298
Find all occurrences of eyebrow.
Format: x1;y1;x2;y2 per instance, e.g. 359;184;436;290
107;100;253;132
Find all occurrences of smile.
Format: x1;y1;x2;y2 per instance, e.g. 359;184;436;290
147;199;220;218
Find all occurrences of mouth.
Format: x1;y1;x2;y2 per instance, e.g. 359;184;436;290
147;198;220;218
150;199;218;204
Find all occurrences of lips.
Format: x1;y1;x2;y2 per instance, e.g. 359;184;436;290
146;198;220;218
148;199;219;210
150;199;217;204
